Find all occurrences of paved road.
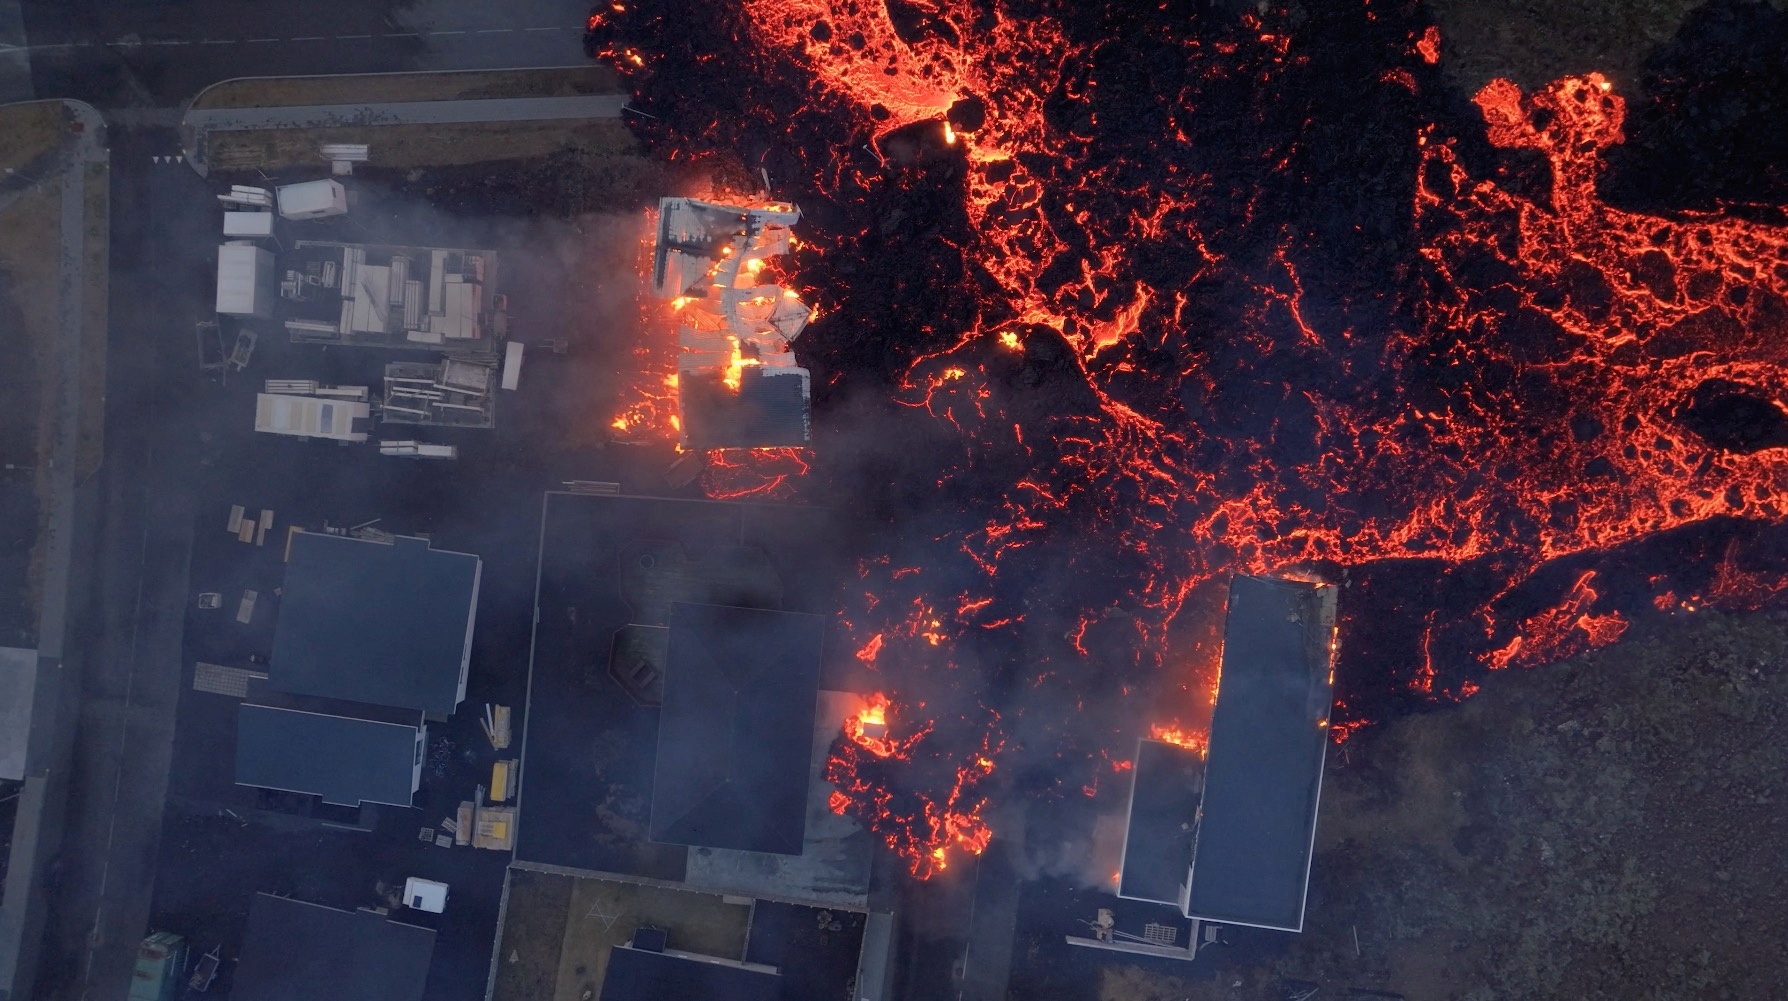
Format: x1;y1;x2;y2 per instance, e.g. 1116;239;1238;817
18;0;594;109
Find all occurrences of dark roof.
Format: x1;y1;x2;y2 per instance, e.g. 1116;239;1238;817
270;532;479;715
680;367;810;449
235;704;421;807
1186;575;1336;932
650;602;825;855
233;893;435;1001
1118;738;1203;906
602;944;781;1001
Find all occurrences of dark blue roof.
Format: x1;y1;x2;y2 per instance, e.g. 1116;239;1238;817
650;602;825;855
680;367;810;449
270;533;479;716
602;944;781;1001
1118;738;1203;906
1185;575;1336;932
235;704;420;807
233;893;434;1001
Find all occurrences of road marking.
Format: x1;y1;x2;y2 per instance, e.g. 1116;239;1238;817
431;30;466;36
147;40;189;46
244;38;279;43
290;36;326;41
477;28;513;34
338;34;371;40
384;31;422;38
525;26;563;32
199;39;233;45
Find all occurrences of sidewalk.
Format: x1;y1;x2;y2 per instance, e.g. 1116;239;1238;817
182;92;627;175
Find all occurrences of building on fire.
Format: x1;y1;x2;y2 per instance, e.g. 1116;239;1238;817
653;198;815;450
1117;574;1337;934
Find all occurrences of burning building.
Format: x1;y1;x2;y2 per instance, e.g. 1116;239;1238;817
1120;575;1336;933
652;198;814;450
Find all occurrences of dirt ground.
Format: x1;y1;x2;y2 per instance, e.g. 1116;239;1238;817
1102;607;1788;1001
206;119;638;175
0;101;70;174
0;182;64;633
192;66;623;109
492;868;575;1001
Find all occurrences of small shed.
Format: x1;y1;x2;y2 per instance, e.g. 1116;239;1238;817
223;211;275;238
402;878;448;914
216;242;274;318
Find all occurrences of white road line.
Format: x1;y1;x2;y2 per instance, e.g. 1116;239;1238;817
199;39;232;45
147;40;189;46
384;31;422;37
525;26;562;32
290;36;326;41
431;30;466;36
338;34;371;40
477;28;513;34
244;38;279;43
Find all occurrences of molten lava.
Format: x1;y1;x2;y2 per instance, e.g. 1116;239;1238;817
588;2;1788;877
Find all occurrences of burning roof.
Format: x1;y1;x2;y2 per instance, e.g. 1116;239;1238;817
654;197;816;451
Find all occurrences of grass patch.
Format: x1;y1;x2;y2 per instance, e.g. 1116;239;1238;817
0;101;72;175
491;868;575;1001
206;118;638;174
193;67;622;110
0;181;66;629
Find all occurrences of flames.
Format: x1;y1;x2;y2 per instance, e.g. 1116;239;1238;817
825;692;999;877
589;2;1788;878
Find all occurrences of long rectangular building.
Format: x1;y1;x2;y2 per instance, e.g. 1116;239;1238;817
1184;574;1337;932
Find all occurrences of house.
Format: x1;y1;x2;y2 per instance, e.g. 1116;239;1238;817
269;532;480;717
232;893;434;1001
649;602;826;855
1183;574;1337;932
234;704;425;808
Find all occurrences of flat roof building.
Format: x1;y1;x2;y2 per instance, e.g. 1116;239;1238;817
601;942;781;1001
679;367;811;450
1116;738;1203;908
649;602;826;856
270;532;480;717
234;704;425;808
232;893;434;1001
1184;574;1336;932
0;647;37;781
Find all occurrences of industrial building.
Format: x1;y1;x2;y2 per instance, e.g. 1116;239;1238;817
268;532;481;718
1116;574;1337;933
601;934;781;1001
278;240;501;352
648;602;827;855
231;893;435;1001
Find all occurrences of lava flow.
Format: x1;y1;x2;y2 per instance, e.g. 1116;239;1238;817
589;0;1788;877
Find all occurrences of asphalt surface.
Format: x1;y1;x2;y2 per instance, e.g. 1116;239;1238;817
0;3;640;998
16;0;597;108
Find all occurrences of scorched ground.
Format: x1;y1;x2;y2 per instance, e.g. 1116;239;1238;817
591;0;1788;879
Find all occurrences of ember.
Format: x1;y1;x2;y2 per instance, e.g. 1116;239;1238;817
590;0;1788;878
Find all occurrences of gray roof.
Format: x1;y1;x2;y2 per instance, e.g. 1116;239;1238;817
650;602;825;855
233;893;435;1001
602;944;781;1001
680;367;810;449
0;647;37;781
1118;738;1203;906
1185;575;1336;932
235;704;420;807
269;532;479;715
